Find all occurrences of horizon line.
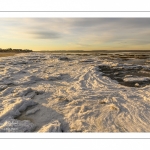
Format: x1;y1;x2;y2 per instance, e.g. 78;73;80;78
34;49;150;51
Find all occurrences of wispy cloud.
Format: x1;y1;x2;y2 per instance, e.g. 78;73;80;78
30;31;61;39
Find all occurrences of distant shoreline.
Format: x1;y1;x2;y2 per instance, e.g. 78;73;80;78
35;50;150;53
1;50;150;58
0;48;32;53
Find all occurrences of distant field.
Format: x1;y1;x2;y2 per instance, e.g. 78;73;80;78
35;50;150;53
0;52;18;57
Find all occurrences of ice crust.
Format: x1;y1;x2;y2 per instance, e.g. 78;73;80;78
123;77;150;82
0;52;150;132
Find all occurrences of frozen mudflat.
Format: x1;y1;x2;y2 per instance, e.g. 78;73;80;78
0;52;150;132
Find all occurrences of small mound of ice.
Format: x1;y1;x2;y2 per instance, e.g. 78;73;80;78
38;120;62;132
14;88;33;97
0;85;7;91
26;107;40;116
1;87;14;96
135;83;140;87
0;98;38;121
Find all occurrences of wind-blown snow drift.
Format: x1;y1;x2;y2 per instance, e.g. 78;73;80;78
0;52;150;132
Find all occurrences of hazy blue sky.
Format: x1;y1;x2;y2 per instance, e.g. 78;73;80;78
0;18;150;51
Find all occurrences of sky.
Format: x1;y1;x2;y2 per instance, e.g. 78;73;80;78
0;18;150;51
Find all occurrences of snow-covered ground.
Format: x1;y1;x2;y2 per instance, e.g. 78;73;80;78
0;52;150;132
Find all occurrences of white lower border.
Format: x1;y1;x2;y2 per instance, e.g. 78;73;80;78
0;133;150;139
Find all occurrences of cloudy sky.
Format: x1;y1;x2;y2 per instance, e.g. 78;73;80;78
0;18;150;51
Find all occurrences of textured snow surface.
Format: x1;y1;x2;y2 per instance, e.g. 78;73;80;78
0;52;150;132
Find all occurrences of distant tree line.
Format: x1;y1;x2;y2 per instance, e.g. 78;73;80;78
0;48;32;53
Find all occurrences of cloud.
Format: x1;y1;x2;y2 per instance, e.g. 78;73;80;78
1;18;150;50
30;31;61;39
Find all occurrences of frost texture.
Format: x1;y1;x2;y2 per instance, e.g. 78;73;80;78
0;52;150;132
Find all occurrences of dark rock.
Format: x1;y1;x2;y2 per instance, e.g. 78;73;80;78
59;57;69;61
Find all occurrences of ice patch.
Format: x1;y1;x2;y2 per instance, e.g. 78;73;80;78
0;52;150;132
26;107;40;116
0;118;36;132
123;77;150;82
38;120;62;132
